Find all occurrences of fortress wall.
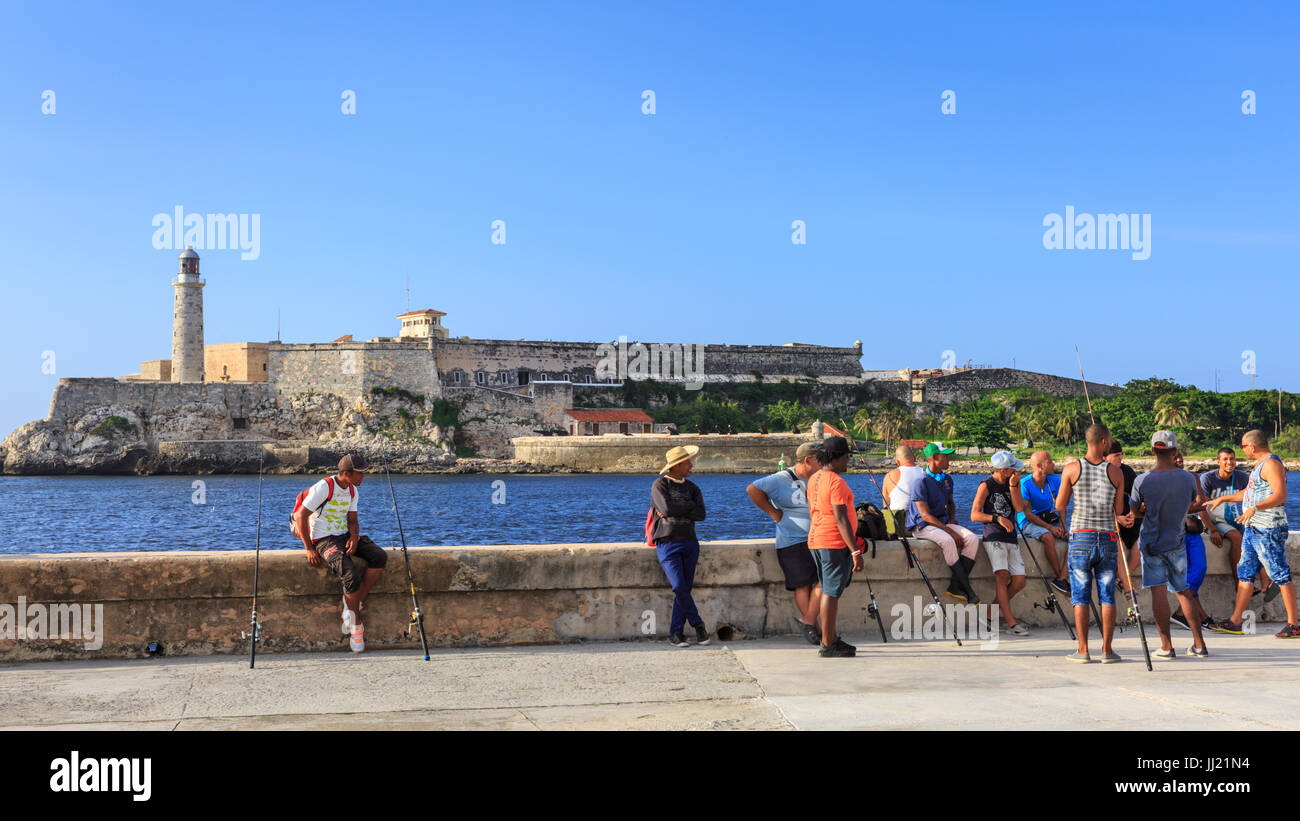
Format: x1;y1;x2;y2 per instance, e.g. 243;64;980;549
698;343;862;378
921;368;1118;404
46;379;276;434
431;339;864;385
3;536;1294;661
434;339;606;385
270;342;436;399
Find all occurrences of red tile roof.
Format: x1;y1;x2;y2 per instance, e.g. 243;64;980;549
396;309;446;317
564;409;654;423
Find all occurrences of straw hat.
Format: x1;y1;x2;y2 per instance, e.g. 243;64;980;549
660;444;700;475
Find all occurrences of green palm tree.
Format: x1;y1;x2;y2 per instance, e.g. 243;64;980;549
1154;395;1190;428
939;406;961;439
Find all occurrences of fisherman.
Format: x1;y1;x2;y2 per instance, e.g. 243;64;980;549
1205;430;1300;638
651;445;711;647
296;453;388;653
747;442;823;644
907;442;982;604
971;451;1029;635
1126;432;1209;658
1017;451;1069;593
1054;424;1130;663
806;436;865;658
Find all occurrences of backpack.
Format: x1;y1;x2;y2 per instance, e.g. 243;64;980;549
882;507;908;539
855;501;890;544
644;508;656;547
290;476;354;539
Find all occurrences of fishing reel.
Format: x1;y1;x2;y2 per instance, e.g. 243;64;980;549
863;600;880;620
1034;595;1060;615
241;621;265;642
404;611;424;638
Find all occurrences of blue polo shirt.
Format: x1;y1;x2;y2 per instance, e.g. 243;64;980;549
1016;473;1062;529
906;471;954;530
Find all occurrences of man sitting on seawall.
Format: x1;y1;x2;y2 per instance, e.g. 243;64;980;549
1018;451;1070;594
971;450;1030;635
907;442;982;605
294;453;388;653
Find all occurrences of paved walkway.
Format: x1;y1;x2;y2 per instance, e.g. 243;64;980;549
4;629;1298;730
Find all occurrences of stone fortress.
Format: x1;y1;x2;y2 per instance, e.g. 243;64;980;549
2;248;1115;473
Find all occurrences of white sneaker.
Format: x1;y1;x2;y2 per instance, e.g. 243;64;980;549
350;623;365;653
341;597;354;634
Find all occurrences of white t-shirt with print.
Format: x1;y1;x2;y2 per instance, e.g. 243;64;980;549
302;478;358;540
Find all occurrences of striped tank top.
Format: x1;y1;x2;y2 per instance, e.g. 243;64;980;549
1070;457;1118;534
1245;454;1288;530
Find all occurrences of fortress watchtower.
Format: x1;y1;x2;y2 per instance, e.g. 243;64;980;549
171;246;205;382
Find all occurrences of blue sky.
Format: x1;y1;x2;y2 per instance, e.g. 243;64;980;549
2;1;1297;435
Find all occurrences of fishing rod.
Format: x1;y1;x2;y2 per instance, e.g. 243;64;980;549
385;463;430;660
1014;518;1074;640
864;471;961;646
1074;344;1095;425
248;453;265;669
861;572;888;643
1116;539;1153;671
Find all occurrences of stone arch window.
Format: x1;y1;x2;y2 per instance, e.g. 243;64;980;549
539;372;549;381
476;371;486;385
451;371;462;385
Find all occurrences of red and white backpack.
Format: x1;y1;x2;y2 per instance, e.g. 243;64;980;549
289;476;355;538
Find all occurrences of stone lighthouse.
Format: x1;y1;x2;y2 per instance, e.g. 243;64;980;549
171;246;205;382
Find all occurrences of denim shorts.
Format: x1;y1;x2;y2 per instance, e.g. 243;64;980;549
812;547;854;598
1239;525;1293;585
1141;544;1190;593
1020;521;1054;541
1068;531;1118;606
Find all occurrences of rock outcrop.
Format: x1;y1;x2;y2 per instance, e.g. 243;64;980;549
2;380;457;475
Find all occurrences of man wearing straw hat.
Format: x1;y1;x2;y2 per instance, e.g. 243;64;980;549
650;444;711;647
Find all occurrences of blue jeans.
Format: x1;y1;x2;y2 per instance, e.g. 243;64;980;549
656;538;703;635
1141;545;1190;594
1068;531;1118;607
1240;525;1292;585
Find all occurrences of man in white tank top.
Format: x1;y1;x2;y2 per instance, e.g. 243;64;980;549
1054;423;1132;663
882;444;924;512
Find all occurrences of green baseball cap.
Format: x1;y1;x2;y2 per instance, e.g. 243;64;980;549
922;442;955;458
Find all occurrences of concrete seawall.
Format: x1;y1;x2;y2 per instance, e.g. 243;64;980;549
3;536;1296;662
511;433;813;472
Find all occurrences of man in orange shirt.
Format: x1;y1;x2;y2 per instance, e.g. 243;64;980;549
807;436;866;657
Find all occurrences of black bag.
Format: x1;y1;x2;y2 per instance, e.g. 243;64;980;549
1039;510;1061;526
855;502;891;544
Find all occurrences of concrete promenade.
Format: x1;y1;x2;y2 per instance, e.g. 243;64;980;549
5;628;1298;731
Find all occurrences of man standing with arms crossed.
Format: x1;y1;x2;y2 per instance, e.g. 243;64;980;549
747;442;823;644
1205;430;1300;638
1055;424;1131;663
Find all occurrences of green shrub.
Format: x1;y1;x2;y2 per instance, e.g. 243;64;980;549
90;416;136;438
